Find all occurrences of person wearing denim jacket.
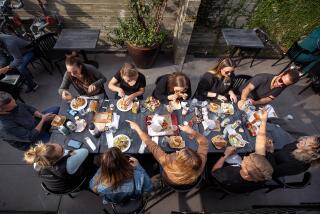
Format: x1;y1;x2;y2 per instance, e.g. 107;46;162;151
90;147;152;204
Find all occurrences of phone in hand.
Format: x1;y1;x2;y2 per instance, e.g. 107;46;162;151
67;139;82;149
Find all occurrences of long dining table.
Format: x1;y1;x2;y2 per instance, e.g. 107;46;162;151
49;98;295;155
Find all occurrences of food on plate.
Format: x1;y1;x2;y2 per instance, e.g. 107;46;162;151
119;98;128;110
161;119;169;130
211;135;227;149
71;97;86;109
221;103;234;115
169;100;181;110
88;100;98;112
144;96;160;112
113;135;130;152
169;136;185;149
228;134;248;148
51;115;66;127
132;101;139;114
208;103;220;113
93;111;113;123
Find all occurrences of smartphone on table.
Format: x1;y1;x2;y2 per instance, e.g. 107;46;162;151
67;139;83;149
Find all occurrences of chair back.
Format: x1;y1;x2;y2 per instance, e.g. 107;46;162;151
34;33;57;59
108;197;145;214
41;176;87;195
254;28;284;55
274;172;312;189
163;176;202;193
233;74;252;95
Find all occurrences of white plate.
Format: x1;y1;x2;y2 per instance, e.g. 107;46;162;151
75;119;87;132
113;134;131;152
70;97;88;111
116;98;133;112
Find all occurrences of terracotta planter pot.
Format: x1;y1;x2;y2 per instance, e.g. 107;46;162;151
127;43;161;69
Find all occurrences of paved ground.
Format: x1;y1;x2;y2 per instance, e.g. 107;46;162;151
0;53;319;213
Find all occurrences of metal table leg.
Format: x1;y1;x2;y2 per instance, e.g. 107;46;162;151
250;48;261;67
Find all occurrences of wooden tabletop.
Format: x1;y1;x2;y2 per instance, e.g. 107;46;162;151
53;29;100;50
222;28;264;48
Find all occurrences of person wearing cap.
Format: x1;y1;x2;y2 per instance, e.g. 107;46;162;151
211;109;274;193
238;68;300;109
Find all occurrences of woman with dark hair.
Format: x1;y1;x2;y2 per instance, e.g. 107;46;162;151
194;58;237;102
152;72;192;104
90;147;152;204
58;55;107;101
108;63;146;103
24;143;93;192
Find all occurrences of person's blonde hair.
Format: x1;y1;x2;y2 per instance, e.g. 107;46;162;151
24;143;62;167
208;58;235;79
173;148;202;184
292;136;320;166
242;153;273;182
120;63;138;79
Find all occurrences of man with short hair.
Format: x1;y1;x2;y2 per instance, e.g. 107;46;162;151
0;91;59;150
0;33;38;93
238;69;300;108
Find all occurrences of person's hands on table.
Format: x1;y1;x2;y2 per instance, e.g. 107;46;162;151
237;99;245;110
41;113;56;122
117;88;125;98
217;94;227;102
129;157;139;167
0;66;10;75
88;84;97;93
62;90;73;101
168;94;178;101
125;95;134;105
229;93;238;103
224;146;236;158
181;93;188;100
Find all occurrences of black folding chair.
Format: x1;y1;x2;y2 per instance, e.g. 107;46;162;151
103;197;147;214
41;176;88;199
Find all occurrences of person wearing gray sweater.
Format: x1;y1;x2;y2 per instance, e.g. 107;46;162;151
59;56;107;100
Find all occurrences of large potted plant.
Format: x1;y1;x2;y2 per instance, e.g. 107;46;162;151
109;0;167;68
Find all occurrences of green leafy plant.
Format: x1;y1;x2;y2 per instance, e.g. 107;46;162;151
109;0;167;48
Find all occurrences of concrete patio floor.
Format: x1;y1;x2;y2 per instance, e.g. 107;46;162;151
0;53;319;213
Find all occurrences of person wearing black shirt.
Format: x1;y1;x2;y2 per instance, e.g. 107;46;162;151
266;136;320;178
194;58;237;102
152;72;191;104
108;63;146;104
211;110;274;193
238;68;300;109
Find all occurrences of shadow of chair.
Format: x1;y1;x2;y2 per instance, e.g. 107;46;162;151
233;74;252;96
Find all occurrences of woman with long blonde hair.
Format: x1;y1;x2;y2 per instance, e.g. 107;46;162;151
89;147;152;204
24;142;92;192
194;58;237;102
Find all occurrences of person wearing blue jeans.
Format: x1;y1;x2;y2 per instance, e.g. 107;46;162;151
0;91;59;150
0;34;38;92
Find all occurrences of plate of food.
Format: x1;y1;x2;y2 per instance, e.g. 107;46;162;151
228;133;248;148
211;135;227;149
51;115;66;127
144;96;160;112
221;103;234;115
208;102;220;113
116;97;133;112
70;97;87;111
168;136;185;149
113;134;131;152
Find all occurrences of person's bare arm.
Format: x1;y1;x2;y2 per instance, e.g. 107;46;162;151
238;83;255;108
212;147;236;172
251;96;274;106
108;77;121;93
255;110;268;156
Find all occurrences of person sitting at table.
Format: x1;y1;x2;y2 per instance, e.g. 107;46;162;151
0;33;38;93
127;120;208;186
59;55;107;101
0;91;59;150
108;63;146;103
152;72;192;104
211;110;274;193
193;58;237;102
90;147;153;204
238;68;300;109
265;135;320;178
24;143;93;192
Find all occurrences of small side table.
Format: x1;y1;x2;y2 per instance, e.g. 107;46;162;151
222;28;265;67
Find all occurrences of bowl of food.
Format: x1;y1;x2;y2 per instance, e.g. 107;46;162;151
113;134;131;152
116;97;133;112
208;103;220;113
70;97;87;111
51;115;66;127
168;136;185;149
211;135;227;149
221;103;234;115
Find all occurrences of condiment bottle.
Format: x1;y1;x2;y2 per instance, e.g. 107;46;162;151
88;123;101;138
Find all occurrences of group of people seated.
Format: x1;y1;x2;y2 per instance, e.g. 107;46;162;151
0;38;319;205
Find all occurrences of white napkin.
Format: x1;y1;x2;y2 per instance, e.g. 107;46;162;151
112;113;120;129
152;136;159;145
106;132;114;148
138;141;146;154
